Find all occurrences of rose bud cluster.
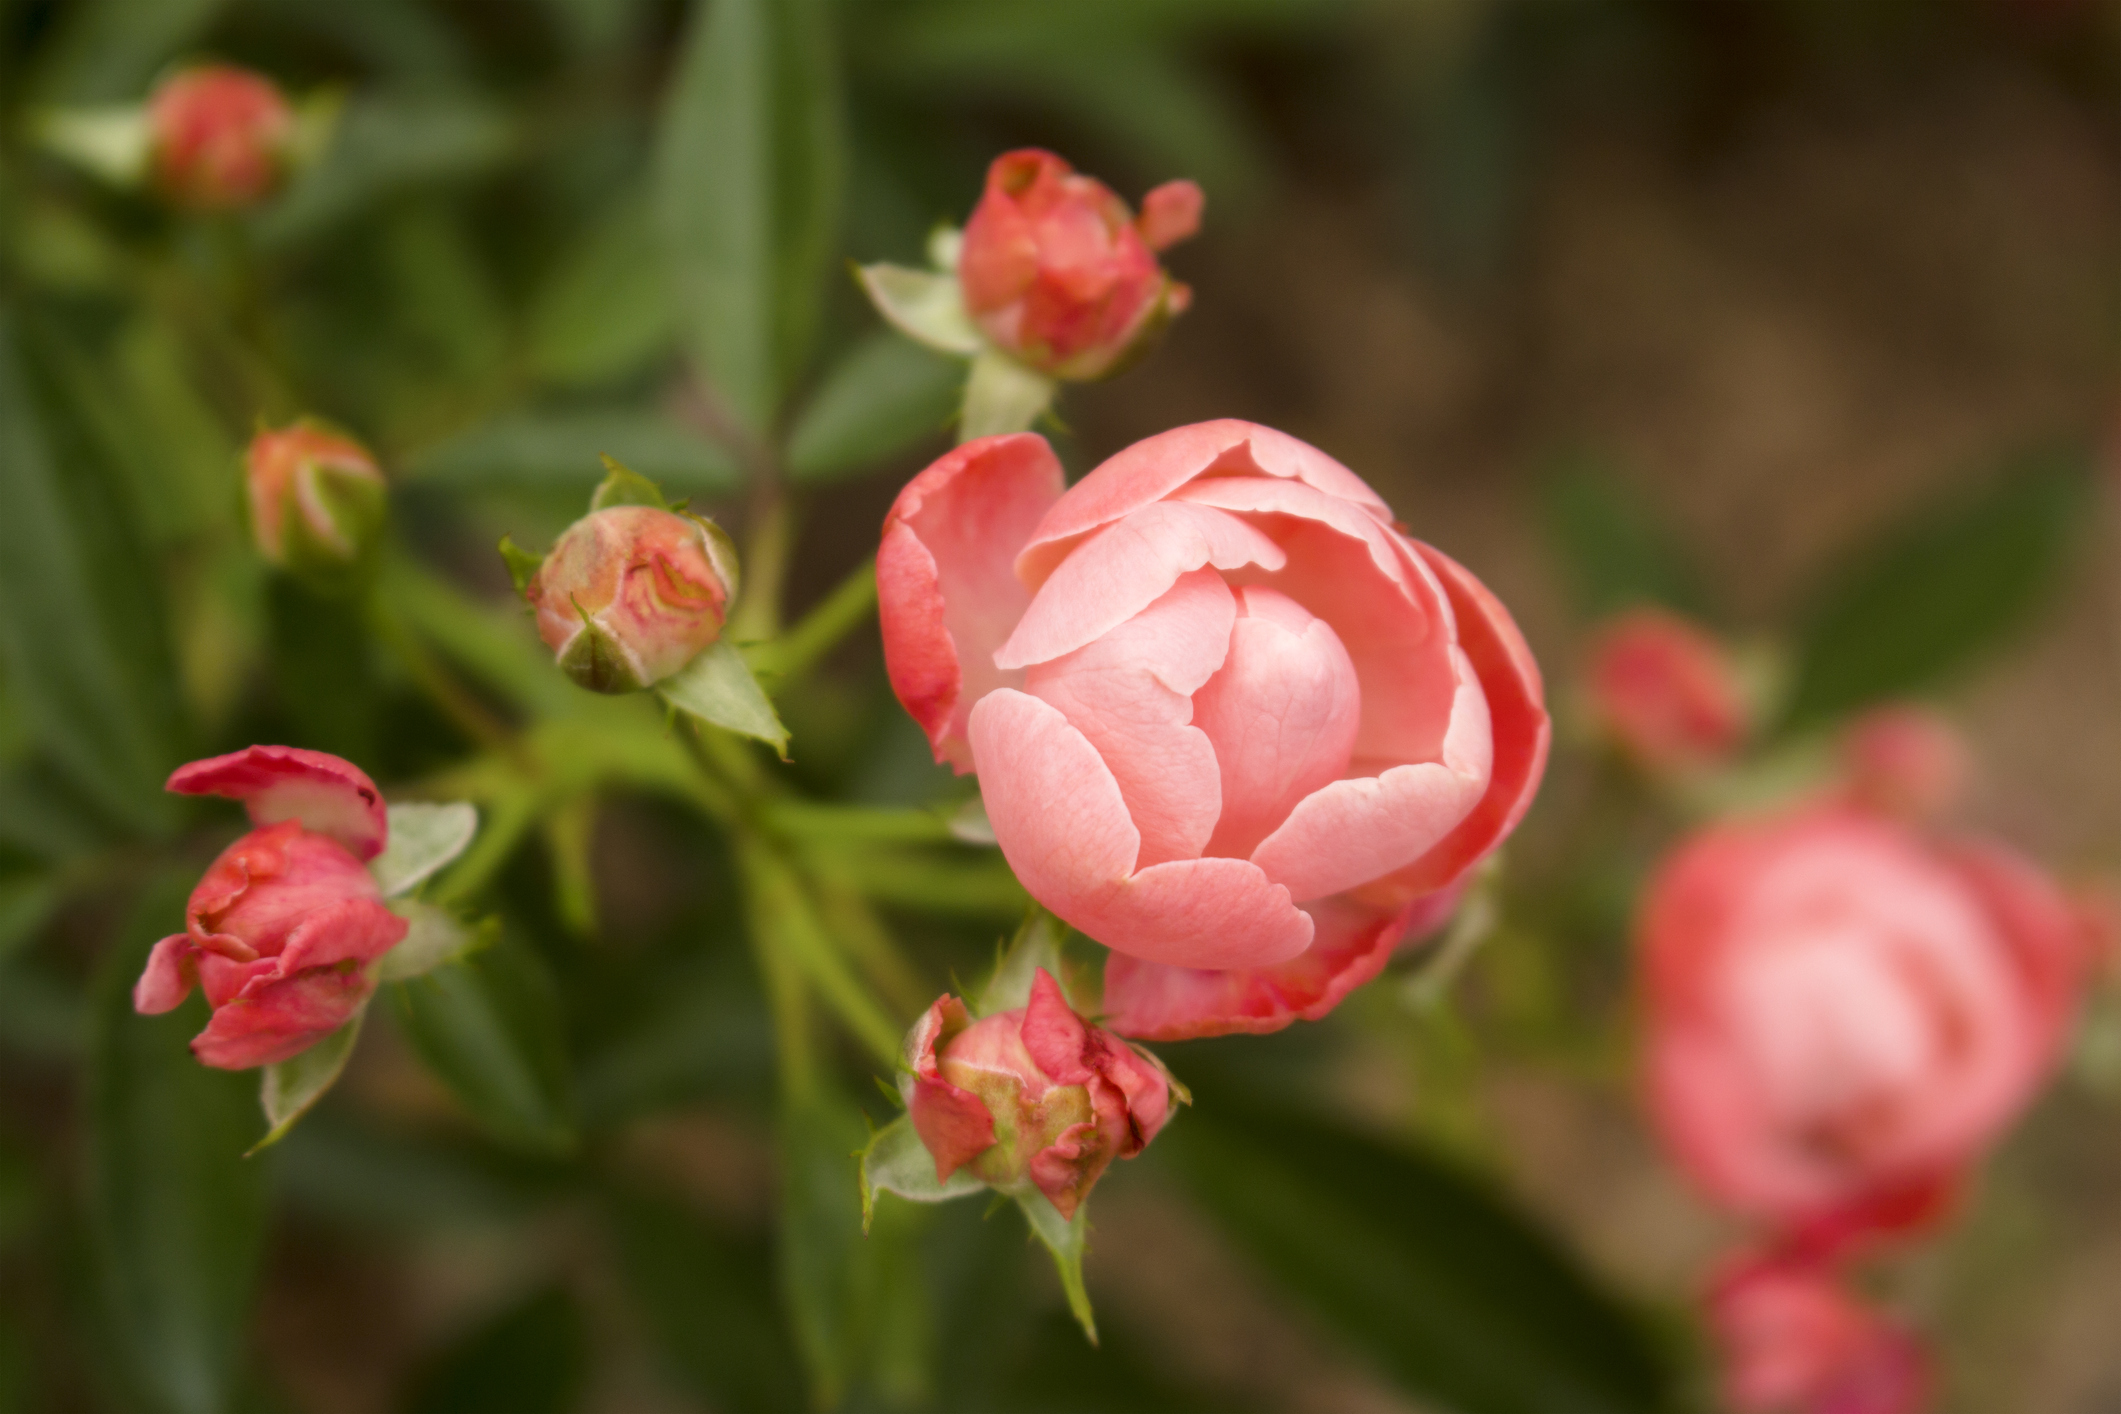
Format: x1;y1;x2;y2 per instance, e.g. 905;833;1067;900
245;420;389;591
904;968;1173;1219
1640;803;2089;1239
1708;1255;1928;1414
134;747;408;1070
147;63;296;210
1582;606;1749;772
878;420;1549;1041
957;149;1203;381
522;505;736;694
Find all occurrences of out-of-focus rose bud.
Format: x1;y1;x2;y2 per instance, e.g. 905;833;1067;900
147;64;295;210
522;506;734;694
876;422;1549;1041
1584;607;1748;771
957;149;1203;381
1640;804;2087;1240
1839;706;1971;822
904;968;1173;1219
245;420;388;590
1708;1256;1928;1414
134;746;408;1070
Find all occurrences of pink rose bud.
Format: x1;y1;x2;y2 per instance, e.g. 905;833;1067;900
147;64;295;210
957;149;1203;381
134;747;408;1070
904;969;1173;1219
1640;805;2088;1238
1838;705;1971;822
876;421;1550;1041
245;420;389;588
522;506;734;694
1583;607;1748;770
1708;1256;1928;1414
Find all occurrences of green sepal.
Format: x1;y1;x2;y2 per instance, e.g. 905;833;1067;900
31;105;152;186
377;902;496;983
658;639;790;758
858;1115;983;1234
498;536;544;596
249;1009;364;1156
1016;1191;1097;1345
959;348;1057;444
589;454;671;511
557;599;649;694
278;464;388;598
855;262;983;357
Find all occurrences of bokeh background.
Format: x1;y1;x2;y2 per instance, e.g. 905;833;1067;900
3;0;2119;1411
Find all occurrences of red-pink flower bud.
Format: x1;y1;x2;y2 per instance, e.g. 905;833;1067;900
1837;705;1971;822
134;747;408;1070
147;64;295;210
1708;1256;1928;1414
245;420;388;587
957;149;1202;381
904;969;1173;1219
522;506;734;694
1584;607;1748;770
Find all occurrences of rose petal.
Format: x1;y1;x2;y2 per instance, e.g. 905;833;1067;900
1248;647;1491;902
133;936;198;1014
970;689;1312;968
1137;180;1204;250
995;501;1283;671
879;434;1066;771
167;746;389;861
188;896;406;1069
1027;569;1232;867
1103;887;1464;1041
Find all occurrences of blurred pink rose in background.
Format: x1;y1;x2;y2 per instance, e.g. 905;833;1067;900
1708;1254;1928;1414
878;420;1549;1039
524;505;734;694
1640;804;2089;1239
147;63;294;209
905;968;1173;1219
133;747;406;1070
958;149;1203;380
1583;606;1748;771
1838;705;1971;822
244;419;388;582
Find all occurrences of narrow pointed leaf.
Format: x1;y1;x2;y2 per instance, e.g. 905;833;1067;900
659;640;791;758
1015;1191;1096;1344
498;538;543;596
861;1115;983;1231
388;935;574;1155
787;330;960;484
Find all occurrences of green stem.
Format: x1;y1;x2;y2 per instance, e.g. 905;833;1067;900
747;557;876;681
728;482;793;644
765;801;954;846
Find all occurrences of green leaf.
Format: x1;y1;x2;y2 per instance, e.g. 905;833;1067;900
250;1010;363;1156
659;640;791;759
853;263;983;357
30;106;151;185
1538;452;1707;619
1015;1190;1096;1345
960;348;1056;443
377;902;492;984
388;934;575;1155
28;0;226;102
653;0;845;434
860;1115;984;1230
370;802;480;899
1783;447;2090;728
408;408;741;498
788;330;961;484
1162;1087;1675;1414
402;1285;589;1414
605;1192;807;1413
255;92;517;249
526;190;680;389
0;873;61;969
86;875;270;1414
0;311;181;833
588;454;671;511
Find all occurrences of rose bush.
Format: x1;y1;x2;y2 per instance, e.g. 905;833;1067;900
1640;803;2089;1236
878;419;1549;1039
133;747;408;1070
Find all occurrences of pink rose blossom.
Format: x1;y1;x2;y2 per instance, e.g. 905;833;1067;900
1838;706;1971;822
905;969;1172;1219
1640;804;2088;1236
957;149;1202;380
1584;607;1747;770
147;64;295;210
877;421;1549;1040
1709;1255;1928;1414
524;506;733;693
134;747;408;1070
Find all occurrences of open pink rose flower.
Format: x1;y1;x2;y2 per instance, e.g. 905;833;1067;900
958;149;1203;380
878;420;1550;1040
1640;803;2090;1238
1709;1255;1928;1414
134;747;408;1070
905;968;1173;1219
